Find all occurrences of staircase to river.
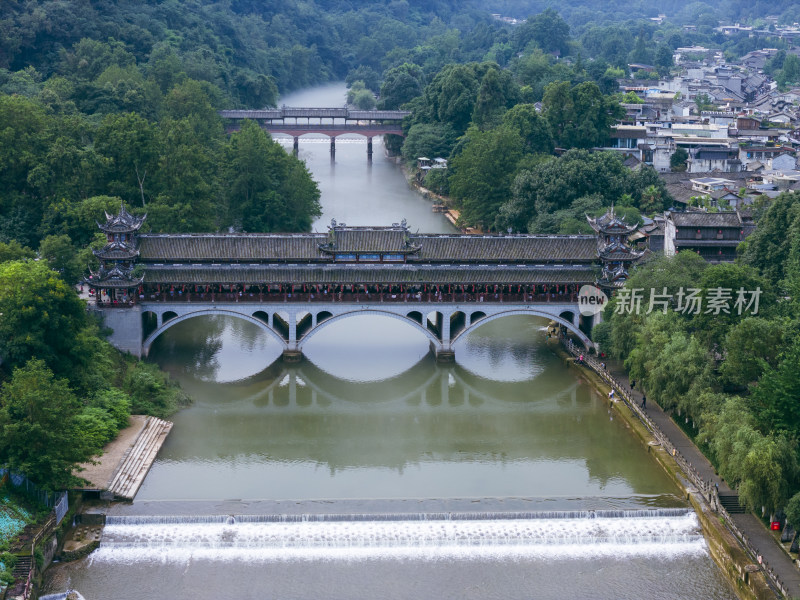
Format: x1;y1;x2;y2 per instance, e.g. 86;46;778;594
718;493;746;514
106;417;173;500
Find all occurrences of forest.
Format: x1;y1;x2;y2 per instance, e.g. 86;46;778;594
0;0;798;505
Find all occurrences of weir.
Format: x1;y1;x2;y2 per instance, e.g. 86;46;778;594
97;509;705;559
104;508;693;524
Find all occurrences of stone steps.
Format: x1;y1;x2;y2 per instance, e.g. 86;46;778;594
10;555;31;580
107;416;173;500
719;493;746;514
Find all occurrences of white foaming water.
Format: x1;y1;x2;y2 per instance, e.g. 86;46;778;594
95;511;707;563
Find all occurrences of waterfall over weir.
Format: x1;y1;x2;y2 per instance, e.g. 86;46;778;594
96;509;708;562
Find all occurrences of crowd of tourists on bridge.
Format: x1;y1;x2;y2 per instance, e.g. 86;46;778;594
91;283;584;307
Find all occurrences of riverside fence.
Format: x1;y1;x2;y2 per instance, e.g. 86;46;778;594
0;469;68;524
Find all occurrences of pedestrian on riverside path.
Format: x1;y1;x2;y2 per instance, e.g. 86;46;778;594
641;394;646;409
631;379;636;389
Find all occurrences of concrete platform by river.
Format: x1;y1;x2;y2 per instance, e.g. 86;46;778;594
76;415;173;501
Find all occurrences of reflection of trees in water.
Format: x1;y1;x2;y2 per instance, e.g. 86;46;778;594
149;316;279;382
226;316;266;353
149;316;226;380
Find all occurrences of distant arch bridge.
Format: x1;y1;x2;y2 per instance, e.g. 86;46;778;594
219;107;411;155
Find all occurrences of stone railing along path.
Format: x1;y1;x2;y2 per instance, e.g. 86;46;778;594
563;339;800;599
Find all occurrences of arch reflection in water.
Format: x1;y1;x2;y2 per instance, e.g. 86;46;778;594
148;315;283;383
140;315;679;502
301;315;431;382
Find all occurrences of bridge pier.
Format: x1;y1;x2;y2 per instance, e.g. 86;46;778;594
435;349;456;363
367;137;373;160
92;306;143;358
293;137;299;155
330;137;335;155
430;341;455;363
282;349;303;363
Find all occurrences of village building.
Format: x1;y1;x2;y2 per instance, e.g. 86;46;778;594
663;211;748;262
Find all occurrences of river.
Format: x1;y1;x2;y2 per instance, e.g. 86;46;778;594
42;83;737;599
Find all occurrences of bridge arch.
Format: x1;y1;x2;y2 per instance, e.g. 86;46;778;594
142;309;287;356
451;309;592;349
297;308;442;350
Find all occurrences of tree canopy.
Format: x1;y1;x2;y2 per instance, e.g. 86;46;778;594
601;198;800;516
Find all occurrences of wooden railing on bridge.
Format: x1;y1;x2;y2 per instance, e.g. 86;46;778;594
561;338;792;599
95;291;579;307
219;107;410;121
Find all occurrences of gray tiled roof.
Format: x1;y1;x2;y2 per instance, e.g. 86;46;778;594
138;232;599;263
669;212;742;228
414;235;597;262
328;228;416;253
139;234;326;261
141;264;598;285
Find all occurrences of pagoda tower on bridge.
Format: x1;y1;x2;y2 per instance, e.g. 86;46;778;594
85;204;146;305
586;206;644;291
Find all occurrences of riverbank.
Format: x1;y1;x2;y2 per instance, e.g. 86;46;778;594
550;340;778;600
399;162;484;234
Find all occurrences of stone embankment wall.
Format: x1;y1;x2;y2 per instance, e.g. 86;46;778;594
554;340;774;600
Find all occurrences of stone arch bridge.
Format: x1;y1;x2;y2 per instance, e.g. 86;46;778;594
101;300;591;361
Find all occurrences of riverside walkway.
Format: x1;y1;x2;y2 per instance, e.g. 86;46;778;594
564;340;800;599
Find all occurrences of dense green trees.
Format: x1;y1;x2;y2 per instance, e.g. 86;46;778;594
512;8;570;56
0;77;323;247
388;11;667;232
224;121;321;232
496;150;668;233
740;192;800;287
401;123;459;164
601;198;800;515
394;45;639;231
542;81;624;149
0;260;95;385
0;360;90;491
501;104;553;155
0;0;490;102
0;257;189;490
448;125;523;228
379;63;425;110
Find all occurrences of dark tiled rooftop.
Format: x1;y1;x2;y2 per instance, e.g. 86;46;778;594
138;232;599;263
669;211;742;228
